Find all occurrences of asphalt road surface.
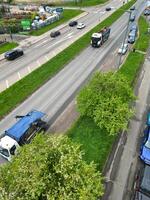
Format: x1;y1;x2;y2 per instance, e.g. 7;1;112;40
0;0;145;133
0;0;128;92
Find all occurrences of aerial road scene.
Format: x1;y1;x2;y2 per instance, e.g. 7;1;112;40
0;0;150;199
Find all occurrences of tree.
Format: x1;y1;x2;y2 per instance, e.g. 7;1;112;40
0;135;103;200
77;72;135;135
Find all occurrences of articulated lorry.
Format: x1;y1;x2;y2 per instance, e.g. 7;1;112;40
91;27;111;48
0;110;47;162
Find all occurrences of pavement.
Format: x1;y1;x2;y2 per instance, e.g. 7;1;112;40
101;42;150;200
0;0;126;92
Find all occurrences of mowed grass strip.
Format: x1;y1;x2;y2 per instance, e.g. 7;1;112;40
57;0;108;7
0;42;18;55
67;16;150;171
68;117;116;171
30;9;83;36
0;0;136;119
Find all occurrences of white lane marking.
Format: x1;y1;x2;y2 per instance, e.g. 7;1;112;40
67;32;74;37
17;72;21;80
28;66;31;73
45;55;49;61
99;11;106;14
67;35;73;39
6;80;9;88
37;60;41;67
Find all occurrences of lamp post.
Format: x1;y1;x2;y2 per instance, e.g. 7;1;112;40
118;10;132;68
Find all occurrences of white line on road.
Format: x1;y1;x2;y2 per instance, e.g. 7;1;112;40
27;66;31;73
17;72;21;80
6;80;9;88
37;60;41;67
45;55;49;61
66;32;74;37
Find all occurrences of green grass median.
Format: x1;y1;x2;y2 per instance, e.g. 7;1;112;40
0;42;18;55
0;0;136;119
30;9;83;36
57;0;108;7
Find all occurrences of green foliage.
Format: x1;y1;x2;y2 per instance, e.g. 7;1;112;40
77;72;135;135
0;42;18;55
0;135;103;200
134;16;149;52
68;117;116;170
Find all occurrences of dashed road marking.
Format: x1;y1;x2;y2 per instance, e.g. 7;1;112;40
6;80;9;88
17;72;21;80
37;60;41;67
27;66;31;73
45;55;49;61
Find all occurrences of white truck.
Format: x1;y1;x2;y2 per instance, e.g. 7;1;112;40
0;110;47;162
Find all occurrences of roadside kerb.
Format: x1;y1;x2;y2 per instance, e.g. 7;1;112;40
0;5;128;92
19;11;89;48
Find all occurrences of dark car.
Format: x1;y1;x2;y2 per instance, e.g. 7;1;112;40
140;127;150;165
130;6;135;10
69;21;78;27
134;165;150;200
50;31;61;38
4;49;24;60
130;14;136;22
128;35;135;44
144;9;150;16
105;7;111;11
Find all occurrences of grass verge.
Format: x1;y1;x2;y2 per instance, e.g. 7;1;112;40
0;42;18;55
30;9;83;36
0;0;136;119
56;0;108;7
68;117;116;171
67;16;150;171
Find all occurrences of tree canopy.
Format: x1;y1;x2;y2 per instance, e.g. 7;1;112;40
77;72;135;135
0;135;103;200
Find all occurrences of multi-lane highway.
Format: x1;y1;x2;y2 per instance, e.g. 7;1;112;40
0;0;146;137
0;0;127;92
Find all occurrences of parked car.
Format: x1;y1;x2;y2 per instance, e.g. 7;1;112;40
144;9;150;15
77;23;86;29
129;29;137;37
128;36;135;44
118;43;128;55
4;49;24;60
134;165;150;200
69;21;78;27
130;14;136;22
50;31;61;38
140;127;150;165
129;23;138;32
130;6;135;10
105;7;111;11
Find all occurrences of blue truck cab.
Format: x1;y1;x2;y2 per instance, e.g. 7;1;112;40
0;110;47;161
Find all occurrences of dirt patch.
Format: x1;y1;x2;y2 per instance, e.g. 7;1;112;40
49;100;79;134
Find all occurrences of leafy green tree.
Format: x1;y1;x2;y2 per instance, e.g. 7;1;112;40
77;72;135;135
0;135;103;200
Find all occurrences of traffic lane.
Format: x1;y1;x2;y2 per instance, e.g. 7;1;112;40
0;14;129;135
0;2;123;82
0;9;128;90
0;0;125;78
